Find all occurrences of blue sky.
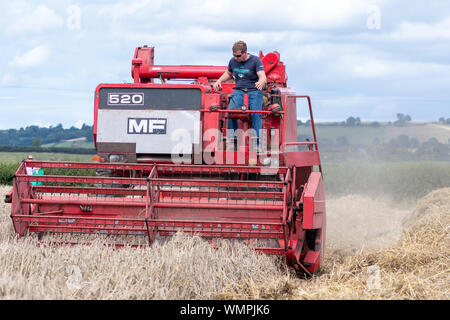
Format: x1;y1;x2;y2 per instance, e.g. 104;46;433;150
0;0;449;129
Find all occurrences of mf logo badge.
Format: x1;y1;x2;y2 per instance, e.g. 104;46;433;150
127;118;167;134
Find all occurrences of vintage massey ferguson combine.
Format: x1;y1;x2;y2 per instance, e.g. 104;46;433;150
6;46;326;274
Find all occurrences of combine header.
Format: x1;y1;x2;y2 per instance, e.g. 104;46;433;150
6;46;326;274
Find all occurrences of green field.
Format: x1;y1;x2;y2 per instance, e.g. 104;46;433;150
300;123;450;145
322;159;450;201
41;140;94;149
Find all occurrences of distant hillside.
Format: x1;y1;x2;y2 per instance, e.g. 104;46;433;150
298;122;450;145
297;121;450;161
42;137;94;149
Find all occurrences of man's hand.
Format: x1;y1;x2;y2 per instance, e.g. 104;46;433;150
255;81;264;91
213;80;222;91
214;71;232;91
256;70;266;91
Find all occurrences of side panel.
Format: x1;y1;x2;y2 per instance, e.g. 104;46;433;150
94;85;205;156
283;150;321;168
303;171;325;230
11;163;31;236
97;109;200;154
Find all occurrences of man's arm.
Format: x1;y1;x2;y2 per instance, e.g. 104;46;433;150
255;70;267;91
213;71;233;91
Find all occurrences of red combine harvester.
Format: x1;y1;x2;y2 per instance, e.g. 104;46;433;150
6;46;326;274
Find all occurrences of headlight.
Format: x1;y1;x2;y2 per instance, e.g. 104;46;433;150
109;154;123;162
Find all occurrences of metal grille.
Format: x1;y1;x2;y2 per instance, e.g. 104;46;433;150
10;160;291;253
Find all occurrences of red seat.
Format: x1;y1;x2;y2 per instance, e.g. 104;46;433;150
228;112;251;121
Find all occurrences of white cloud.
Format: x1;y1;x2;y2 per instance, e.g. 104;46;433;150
352;59;390;78
389;17;450;41
10;45;51;68
97;0;382;30
8;5;64;35
288;0;367;29
332;51;450;80
284;43;326;64
0;73;18;85
98;0;164;20
74;120;86;129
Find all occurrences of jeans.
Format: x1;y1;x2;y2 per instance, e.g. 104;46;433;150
228;89;263;142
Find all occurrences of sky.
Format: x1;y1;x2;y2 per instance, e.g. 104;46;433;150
0;0;449;129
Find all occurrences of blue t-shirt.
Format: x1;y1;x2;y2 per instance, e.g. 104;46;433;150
228;54;265;89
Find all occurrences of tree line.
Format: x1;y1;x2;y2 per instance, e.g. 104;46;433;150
301;114;450;127
316;134;450;161
0;123;93;147
300;113;414;127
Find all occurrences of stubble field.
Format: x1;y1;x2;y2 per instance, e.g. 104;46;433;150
0;181;448;299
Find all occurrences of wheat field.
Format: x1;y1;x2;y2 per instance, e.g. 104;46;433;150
0;185;448;300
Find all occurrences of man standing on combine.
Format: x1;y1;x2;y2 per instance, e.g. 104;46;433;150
213;41;267;148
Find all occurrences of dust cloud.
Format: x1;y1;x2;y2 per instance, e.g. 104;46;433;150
326;194;412;252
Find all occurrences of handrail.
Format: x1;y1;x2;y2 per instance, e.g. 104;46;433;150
287;95;318;145
286;95;322;174
284;141;317;146
281;168;292;250
201;109;283;114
